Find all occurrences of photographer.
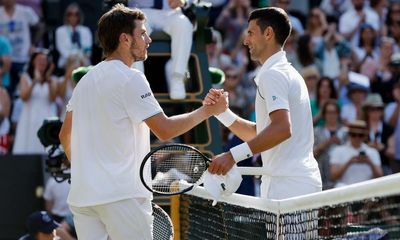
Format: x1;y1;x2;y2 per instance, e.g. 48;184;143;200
329;120;383;188
12;49;58;154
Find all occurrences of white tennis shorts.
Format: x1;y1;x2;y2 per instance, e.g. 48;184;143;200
70;198;153;240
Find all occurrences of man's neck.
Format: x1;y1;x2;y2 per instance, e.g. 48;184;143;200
260;45;283;64
106;49;134;67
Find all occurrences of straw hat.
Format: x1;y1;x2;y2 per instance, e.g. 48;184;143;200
346;120;368;134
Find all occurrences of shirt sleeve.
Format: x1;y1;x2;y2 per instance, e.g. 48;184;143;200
257;69;290;115
25;6;39;26
122;71;163;124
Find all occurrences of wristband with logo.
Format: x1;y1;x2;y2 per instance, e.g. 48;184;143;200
230;142;253;163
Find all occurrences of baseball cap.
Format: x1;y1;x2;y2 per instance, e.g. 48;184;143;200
26;211;59;235
203;165;243;206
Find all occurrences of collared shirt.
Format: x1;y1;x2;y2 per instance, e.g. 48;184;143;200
255;51;321;188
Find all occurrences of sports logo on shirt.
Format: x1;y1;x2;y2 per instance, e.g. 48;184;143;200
141;92;152;99
272;96;277;101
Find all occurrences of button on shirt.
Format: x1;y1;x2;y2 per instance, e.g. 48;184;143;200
254;51;321;187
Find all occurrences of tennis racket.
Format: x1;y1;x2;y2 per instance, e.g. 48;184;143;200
152;203;174;240
140;143;210;195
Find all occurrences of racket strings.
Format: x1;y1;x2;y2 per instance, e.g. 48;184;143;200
151;145;206;194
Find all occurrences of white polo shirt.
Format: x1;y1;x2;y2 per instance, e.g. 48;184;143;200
255;51;321;189
67;60;163;207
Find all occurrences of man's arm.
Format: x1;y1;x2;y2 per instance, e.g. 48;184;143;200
59;111;72;162
208;109;291;175
145;99;227;141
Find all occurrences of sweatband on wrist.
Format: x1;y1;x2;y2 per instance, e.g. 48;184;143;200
215;109;237;127
230;142;253;163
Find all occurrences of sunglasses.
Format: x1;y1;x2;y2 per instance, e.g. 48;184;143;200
349;133;366;138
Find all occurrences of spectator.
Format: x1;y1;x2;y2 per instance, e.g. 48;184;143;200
354;23;378;64
339;0;379;48
295;34;322;73
306;7;328;53
329;120;383;187
215;0;252;53
43;177;71;223
55;3;92;70
314;99;346;189
206;29;231;69
315;22;349;79
12;49;58;154
301;65;320;101
222;65;253;118
311;77;338;126
320;0;353;21
340;83;369;124
383;1;400;39
270;0;304;34
0;36;12;91
129;0;193;100
0;76;11;155
57;54;86;120
363;93;393;175
0;0;39;97
18;211;59;240
367;37;394;94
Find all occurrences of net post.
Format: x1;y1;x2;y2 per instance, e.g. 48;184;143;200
170;195;181;240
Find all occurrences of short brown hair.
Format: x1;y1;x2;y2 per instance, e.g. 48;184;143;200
97;4;145;56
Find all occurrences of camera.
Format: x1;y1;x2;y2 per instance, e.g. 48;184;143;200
37;118;70;183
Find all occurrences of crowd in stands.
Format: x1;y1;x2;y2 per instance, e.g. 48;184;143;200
2;0;400;235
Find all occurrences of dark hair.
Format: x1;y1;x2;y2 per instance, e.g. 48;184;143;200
97;4;145;56
27;49;50;79
321;99;341;120
248;7;292;46
316;76;337;107
297;34;314;67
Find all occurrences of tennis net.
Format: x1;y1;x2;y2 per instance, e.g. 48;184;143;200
179;172;400;239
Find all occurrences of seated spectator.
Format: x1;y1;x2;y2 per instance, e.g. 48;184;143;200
215;0;252;53
340;83;369;125
18;211;59;240
329;120;383;188
0;0;39;97
12;49;58;154
129;0;193;100
271;0;304;34
363;94;393;175
301;65;320;101
311;77;338;126
306;7;328;53
0;36;12;91
314;99;346;189
0;77;11;155
338;0;379;48
55;3;92;70
320;0;352;21
57;54;85;120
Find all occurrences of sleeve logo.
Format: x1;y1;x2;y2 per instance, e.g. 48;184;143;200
272;96;277;101
141;92;152;99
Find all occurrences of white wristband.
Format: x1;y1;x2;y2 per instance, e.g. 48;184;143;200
215;109;237;127
230;142;253;163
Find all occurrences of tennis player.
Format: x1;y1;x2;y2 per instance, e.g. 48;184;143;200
205;7;322;200
59;4;227;240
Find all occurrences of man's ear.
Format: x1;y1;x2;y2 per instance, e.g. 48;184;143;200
119;33;130;45
264;26;274;41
